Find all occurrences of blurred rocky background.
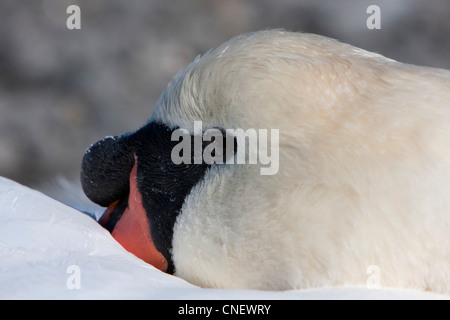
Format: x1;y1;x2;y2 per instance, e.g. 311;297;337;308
0;0;449;203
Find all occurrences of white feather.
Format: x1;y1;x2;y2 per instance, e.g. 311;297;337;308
152;30;450;293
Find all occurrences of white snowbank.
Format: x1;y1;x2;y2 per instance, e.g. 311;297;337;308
0;176;447;300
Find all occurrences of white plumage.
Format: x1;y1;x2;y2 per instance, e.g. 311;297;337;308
151;30;450;293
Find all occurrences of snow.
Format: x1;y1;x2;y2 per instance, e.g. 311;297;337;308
0;176;448;300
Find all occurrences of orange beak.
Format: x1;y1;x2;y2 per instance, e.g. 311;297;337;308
99;159;168;272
